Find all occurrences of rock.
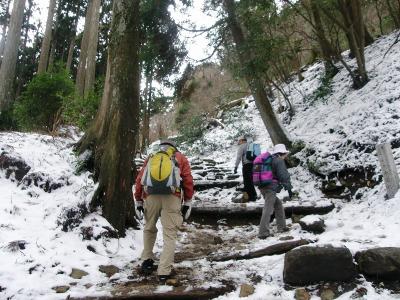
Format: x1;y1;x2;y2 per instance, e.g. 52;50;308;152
52;285;70;293
299;216;326;234
70;268;89;279
166;278;180;287
355;247;400;280
213;236;224;244
350;287;367;298
320;288;335;300
294;288;310;300
84;283;93;289
291;214;304;223
283;245;357;285
239;284;255;297
99;265;120;278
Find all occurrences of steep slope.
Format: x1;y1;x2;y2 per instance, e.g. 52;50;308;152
0;31;399;300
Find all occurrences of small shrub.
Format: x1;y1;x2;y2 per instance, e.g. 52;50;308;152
14;67;74;131
307;73;333;104
176;114;206;144
175;101;191;125
0;108;18;130
62;92;100;130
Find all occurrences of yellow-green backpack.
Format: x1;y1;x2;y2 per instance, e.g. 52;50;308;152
141;146;181;195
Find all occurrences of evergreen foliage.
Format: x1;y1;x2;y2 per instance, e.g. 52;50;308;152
62;77;102;130
14;66;74;131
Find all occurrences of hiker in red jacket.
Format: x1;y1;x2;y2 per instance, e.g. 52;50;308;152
134;139;194;283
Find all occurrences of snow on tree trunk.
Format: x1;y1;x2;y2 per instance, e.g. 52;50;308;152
223;0;291;146
37;0;56;74
76;0;140;234
0;0;26;112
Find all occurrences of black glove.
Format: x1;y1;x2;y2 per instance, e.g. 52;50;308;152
288;190;293;199
233;167;238;174
181;201;192;219
135;201;144;220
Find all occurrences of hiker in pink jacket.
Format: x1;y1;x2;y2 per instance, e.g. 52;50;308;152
257;144;292;239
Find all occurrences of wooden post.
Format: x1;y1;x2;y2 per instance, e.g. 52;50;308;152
376;143;400;199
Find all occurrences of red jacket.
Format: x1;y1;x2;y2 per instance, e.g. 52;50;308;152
134;151;194;202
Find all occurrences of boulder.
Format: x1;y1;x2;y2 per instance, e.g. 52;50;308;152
70;268;88;279
239;284;255;297
355;247;400;280
294;288;310;300
99;265;120;278
52;286;70;293
283;245;356;285
299;215;326;234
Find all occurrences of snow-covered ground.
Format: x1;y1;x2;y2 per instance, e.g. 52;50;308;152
1;31;400;299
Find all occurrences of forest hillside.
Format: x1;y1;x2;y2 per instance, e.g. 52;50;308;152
0;28;400;299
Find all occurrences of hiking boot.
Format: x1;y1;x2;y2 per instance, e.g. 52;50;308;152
158;274;171;284
258;233;273;239
141;259;156;275
278;227;290;233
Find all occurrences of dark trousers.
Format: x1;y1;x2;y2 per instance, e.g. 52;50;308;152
243;163;257;201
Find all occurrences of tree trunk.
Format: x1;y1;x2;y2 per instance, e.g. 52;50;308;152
83;0;101;98
0;0;12;65
222;0;291;146
310;0;338;77
76;0;140;234
37;0;56;74
76;0;101;98
337;0;368;88
0;0;26;112
75;0;93;97
15;0;32;98
386;0;400;28
66;4;80;73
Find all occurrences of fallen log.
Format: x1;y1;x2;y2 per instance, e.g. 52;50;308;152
191;203;335;218
69;285;234;300
210;239;311;262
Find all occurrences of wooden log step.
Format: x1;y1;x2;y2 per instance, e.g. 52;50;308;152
191;203;335;218
194;180;241;191
210;239;311;262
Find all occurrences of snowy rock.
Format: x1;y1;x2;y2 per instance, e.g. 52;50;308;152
320;288;335;300
355;247;400;280
20;171;66;192
99;265;120;278
299;215;326;234
70;268;89;279
239;283;255;297
294;288;310;300
52;285;70;293
283;245;356;285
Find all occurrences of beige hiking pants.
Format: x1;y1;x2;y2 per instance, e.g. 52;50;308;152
141;194;183;275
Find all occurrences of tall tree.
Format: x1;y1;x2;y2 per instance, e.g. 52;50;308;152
0;0;26;112
75;0;101;98
76;0;140;234
139;0;187;149
37;0;56;74
222;0;291;146
0;0;12;63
